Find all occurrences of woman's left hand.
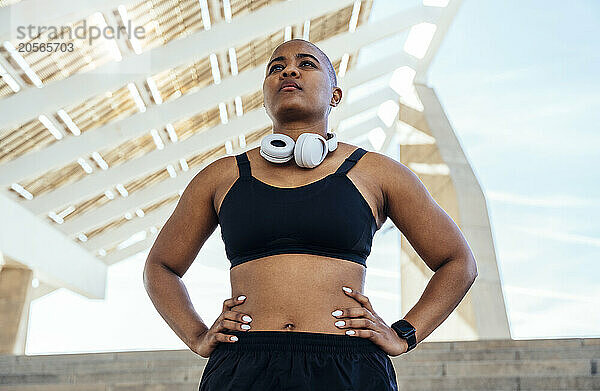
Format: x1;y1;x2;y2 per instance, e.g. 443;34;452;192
332;286;408;357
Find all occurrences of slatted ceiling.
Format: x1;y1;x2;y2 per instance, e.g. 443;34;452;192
0;119;58;166
20;160;86;198
185;143;227;170
97;133;158;169
4;15;115;87
1;2;365;149
62;86;139;134
61;161;175;226
123;0;205;52
0;0;22;7
19;132;155;200
244;125;272;146
308;5;354;43
149;55;213;103
94;124;294;257
99;221;165;256
236;31;285;74
170;106;221;141
125;166;174;194
229;0;285;19
83;193;180;240
59;193;111;224
84;218;126;240
0;77;16;99
241;90;264;113
139;193;180;216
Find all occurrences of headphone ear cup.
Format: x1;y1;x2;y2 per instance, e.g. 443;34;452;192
294;133;328;168
326;132;338;152
260;133;295;163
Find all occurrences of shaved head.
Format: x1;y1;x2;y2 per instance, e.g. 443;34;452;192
271;39;337;89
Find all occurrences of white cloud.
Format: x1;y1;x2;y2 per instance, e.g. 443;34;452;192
510;226;600;247
487;190;596;208
507;296;600;339
504;284;598;304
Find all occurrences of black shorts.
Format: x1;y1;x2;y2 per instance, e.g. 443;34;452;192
198;330;398;391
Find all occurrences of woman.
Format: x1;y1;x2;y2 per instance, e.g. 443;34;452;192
143;39;478;390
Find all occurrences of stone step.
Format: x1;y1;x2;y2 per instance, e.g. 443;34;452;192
1;338;595;365
1;359;594;386
399;345;599;362
392;358;594;378
419;337;599;352
2;344;597;375
0;367;203;386
396;375;600;391
3;358;206;376
1;376;598;391
0;384;108;391
0;382;200;391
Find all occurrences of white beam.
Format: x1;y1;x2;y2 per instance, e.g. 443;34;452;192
0;0;134;41
102;231;156;266
82;201;176;252
414;0;464;84
57;175;192;236
0;191;107;299
0;54;24;91
339;116;388;141
331;86;399;126
0;0;356;130
0;5;434;189
379;122;397;154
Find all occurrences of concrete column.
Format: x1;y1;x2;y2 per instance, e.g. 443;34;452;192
0;256;34;355
397;84;510;340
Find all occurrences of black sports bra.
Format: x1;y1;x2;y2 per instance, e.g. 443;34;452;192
217;147;378;269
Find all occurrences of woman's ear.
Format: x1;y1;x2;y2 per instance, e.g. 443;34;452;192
330;87;343;107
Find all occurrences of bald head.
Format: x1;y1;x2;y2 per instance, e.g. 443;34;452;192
271;39;337;89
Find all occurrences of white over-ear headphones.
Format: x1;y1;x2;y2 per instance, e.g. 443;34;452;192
260;132;338;168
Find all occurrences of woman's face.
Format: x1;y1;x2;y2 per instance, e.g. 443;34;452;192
262;41;337;123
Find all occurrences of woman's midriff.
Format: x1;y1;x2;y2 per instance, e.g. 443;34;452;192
230;253;366;335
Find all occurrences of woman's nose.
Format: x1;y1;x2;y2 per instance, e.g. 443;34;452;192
282;69;298;77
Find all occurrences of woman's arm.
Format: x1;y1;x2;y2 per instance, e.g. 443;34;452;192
377;153;478;344
142;156;226;350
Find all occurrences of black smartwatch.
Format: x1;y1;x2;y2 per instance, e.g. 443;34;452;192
390;319;417;352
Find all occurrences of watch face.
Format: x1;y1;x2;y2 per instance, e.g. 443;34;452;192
394;320;415;334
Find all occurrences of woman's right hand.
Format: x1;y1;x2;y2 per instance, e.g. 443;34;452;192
192;295;253;358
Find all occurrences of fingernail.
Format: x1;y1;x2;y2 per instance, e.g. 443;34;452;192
242;315;252;322
331;310;343;317
346;330;355;335
237;295;246;301
342;286;352;293
241;324;251;330
335;320;345;327
230;335;238;341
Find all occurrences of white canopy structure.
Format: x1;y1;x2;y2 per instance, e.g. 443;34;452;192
0;0;509;354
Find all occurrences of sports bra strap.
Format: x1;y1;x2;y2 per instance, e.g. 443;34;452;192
334;147;368;175
235;152;252;178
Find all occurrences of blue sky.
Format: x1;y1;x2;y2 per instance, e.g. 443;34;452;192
25;0;599;354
